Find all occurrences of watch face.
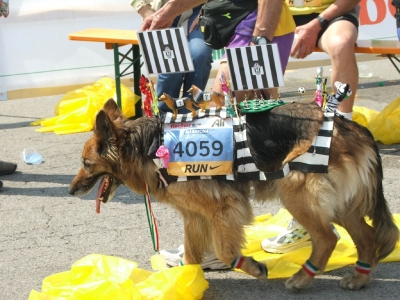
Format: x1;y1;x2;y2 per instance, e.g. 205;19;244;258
257;37;267;45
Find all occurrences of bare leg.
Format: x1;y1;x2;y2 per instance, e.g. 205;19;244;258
318;20;358;114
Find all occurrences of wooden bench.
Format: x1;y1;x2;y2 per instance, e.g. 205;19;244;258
314;39;400;73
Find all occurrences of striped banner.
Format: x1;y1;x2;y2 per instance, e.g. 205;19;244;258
226;44;284;91
137;28;194;74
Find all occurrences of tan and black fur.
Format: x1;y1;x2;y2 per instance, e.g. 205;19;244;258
69;99;399;291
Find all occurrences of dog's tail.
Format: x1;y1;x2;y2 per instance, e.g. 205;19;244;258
370;152;399;262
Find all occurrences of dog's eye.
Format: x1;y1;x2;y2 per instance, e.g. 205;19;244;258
82;160;92;168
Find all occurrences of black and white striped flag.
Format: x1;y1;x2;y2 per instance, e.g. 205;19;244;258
137;28;194;74
226;44;284;91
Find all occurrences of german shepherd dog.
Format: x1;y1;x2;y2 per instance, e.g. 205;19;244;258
69;99;399;291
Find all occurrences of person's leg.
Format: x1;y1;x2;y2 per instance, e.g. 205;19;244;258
181;8;213;98
156;73;185;100
156;73;187;113
318;19;358;116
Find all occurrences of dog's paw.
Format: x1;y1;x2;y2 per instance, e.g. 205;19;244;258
285;270;314;291
240;257;268;281
340;272;371;290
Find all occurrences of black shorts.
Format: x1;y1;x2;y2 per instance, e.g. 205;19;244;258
293;13;359;44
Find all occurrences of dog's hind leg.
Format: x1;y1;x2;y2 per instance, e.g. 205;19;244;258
284;218;337;290
280;178;338;290
337;215;375;290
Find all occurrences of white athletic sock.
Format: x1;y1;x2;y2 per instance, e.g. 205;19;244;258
336;109;353;120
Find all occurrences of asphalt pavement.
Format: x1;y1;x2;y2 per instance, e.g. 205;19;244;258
1;59;400;299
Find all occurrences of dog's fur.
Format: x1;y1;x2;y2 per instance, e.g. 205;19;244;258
70;99;399;291
187;84;224;110
158;92;200;119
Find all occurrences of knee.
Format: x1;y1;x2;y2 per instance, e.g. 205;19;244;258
190;43;212;63
325;38;356;64
192;51;212;66
326;36;355;57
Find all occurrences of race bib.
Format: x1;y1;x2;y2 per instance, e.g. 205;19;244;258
163;117;234;176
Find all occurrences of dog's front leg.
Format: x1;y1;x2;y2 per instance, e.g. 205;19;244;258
209;195;267;280
181;212;211;265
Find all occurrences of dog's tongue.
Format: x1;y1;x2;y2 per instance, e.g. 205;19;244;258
96;177;107;214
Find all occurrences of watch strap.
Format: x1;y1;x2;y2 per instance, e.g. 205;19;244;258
316;15;329;30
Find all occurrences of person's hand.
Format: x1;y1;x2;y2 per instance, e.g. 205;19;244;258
291;20;321;59
140;8;175;31
189;15;199;33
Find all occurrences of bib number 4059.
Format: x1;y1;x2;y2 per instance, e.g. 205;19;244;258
173;140;223;157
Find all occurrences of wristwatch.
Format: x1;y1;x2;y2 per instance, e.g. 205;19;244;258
316;15;329;30
251;36;271;45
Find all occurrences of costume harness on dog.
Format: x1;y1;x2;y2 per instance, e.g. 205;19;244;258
152;107;334;188
152;82;349;188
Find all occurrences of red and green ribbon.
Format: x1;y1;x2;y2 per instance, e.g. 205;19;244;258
143;181;159;252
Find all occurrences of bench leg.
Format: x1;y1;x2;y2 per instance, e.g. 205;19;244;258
387;54;400;74
113;43;123;109
112;43;143;118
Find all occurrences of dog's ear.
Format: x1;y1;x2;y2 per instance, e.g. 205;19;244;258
103;99;122;121
94;110;116;143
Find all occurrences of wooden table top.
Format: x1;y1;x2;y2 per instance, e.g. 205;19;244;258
69;28;139;49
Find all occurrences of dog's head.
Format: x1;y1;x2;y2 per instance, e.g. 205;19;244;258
69;99;123;213
158;93;167;102
187;85;194;95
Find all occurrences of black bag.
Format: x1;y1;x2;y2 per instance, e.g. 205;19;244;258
199;0;258;50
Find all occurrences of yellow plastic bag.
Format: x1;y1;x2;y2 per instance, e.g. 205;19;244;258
240;209;400;279
353;97;400;144
29;254;208;300
367;96;400;145
34;77;140;135
353;106;379;128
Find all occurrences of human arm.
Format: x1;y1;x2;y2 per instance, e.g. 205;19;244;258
291;0;360;58
140;0;205;30
131;0;155;19
252;0;283;43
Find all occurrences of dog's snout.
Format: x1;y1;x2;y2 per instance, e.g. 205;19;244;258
68;186;76;195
